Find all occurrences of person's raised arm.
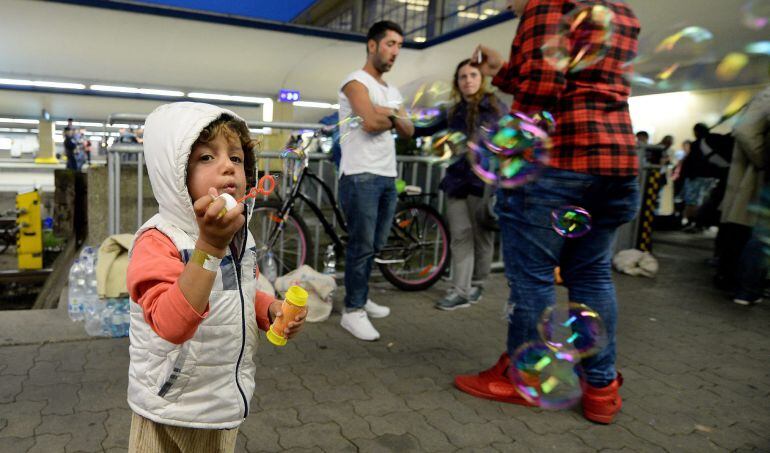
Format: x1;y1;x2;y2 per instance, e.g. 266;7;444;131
343;80;394;134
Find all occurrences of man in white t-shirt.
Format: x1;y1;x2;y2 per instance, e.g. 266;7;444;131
337;21;414;341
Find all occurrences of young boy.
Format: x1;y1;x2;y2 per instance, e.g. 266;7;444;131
126;102;306;452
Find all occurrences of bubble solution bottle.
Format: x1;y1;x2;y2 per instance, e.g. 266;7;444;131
266;286;307;346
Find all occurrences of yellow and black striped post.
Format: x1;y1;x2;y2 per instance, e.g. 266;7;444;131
636;169;661;253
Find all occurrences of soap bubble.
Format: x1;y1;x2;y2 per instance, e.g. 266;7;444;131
628;26;715;91
337;114;362;144
551;206;592;238
510;342;583;410
429;129;467;162
542;4;615;73
280;144;308;183
715;53;750;81
745;41;770;56
538;302;608;358
741;0;770;30
407;81;453;127
467;112;552;189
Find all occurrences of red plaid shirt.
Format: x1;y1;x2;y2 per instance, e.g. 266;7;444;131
493;0;641;176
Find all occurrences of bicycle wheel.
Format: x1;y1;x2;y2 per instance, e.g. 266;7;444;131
249;201;313;278
378;201;450;291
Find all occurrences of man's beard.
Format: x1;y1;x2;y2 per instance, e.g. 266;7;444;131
374;55;393;73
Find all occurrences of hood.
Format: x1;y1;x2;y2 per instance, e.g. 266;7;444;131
143;102;249;235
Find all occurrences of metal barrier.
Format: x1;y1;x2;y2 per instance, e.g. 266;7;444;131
106;145;468;269
106;142;651;276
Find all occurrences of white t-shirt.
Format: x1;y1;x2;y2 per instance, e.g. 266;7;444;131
338;69;403;177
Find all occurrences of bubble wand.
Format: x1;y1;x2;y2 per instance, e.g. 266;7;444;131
212;174;277;218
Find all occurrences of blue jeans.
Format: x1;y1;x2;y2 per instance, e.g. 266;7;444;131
339;173;397;310
496;167;640;387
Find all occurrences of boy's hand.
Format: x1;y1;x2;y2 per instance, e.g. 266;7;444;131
269;299;307;339
193;187;245;257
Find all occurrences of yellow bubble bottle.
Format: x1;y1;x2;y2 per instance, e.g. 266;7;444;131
266;286;308;346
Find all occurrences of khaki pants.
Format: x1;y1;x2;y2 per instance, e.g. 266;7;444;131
445;195;496;298
128;413;238;453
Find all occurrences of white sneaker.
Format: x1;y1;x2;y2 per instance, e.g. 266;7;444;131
733;298;762;306
364;299;390;318
340;310;380;341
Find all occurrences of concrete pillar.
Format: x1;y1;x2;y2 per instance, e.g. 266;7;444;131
35;119;59;164
261;101;295;153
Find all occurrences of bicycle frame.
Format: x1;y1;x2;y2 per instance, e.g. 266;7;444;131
265;163;347;252
262;161;438;263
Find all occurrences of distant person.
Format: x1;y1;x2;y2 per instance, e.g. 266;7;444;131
63;127;78;170
716;86;770;300
83;138;92;164
680;123;721;231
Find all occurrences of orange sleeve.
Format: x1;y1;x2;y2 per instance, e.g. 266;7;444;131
127;230;209;344
254;290;274;332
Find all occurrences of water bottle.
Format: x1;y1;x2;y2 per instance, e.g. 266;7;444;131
119;299;131;336
84;298;108;336
67;258;85;321
263;252;278;282
323;245;336;276
100;299;117;336
106;298;130;338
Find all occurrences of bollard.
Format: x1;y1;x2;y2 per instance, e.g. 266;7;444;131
16;190;43;270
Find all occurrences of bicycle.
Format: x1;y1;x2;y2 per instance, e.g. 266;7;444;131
248;132;450;291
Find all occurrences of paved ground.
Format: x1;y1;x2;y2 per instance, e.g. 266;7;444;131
0;233;769;452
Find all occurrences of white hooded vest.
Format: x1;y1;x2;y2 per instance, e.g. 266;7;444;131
127;102;260;429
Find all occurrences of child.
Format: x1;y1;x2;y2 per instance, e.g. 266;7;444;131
126;102;306;452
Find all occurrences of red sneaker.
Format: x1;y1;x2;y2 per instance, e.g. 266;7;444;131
454;353;537;406
582;374;623;424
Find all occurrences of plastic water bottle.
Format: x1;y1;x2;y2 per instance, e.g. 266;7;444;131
323;245;336;276
113;298;131;337
104;298;130;337
263;252;278;282
99;299;117;336
67;258;85;321
84;298;108;336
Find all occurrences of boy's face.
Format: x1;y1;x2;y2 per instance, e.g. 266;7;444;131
187;133;247;203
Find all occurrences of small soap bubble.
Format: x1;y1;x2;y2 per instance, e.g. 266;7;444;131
537;302;608;358
741;0;770;30
467;112;551;189
510;342;583;410
551;206;592;238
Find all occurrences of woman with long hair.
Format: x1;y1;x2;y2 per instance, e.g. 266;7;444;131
426;59;507;310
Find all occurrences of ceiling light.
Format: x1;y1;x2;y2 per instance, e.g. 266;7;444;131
187;92;269;104
90;84;184;97
414;36;427;43
55;120;104;127
293;101;337;109
0;118;39;125
0;78;85;90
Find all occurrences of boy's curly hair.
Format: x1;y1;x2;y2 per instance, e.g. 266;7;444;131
192;114;259;187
